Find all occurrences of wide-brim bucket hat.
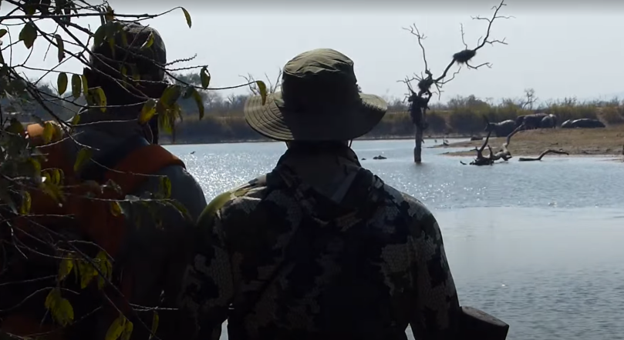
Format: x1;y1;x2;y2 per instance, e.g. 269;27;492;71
244;48;388;141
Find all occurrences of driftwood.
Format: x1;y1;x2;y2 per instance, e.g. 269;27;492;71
518;149;569;161
466;123;524;166
461;124;571;165
401;0;510;163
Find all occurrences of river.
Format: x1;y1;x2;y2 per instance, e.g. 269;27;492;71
165;139;624;340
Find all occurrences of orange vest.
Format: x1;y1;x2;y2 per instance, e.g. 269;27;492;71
1;121;186;339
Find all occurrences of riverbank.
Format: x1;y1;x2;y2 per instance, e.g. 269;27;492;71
435;125;624;157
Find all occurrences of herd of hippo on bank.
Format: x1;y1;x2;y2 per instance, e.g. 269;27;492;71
484;113;606;137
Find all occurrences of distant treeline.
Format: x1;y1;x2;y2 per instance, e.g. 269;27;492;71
166;92;624;144
8;73;624;144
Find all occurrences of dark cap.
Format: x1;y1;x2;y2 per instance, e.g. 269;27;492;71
89;21;167;81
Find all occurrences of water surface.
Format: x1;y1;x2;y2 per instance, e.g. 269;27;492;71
166;139;624;340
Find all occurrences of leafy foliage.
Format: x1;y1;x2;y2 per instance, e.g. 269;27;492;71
0;1;267;339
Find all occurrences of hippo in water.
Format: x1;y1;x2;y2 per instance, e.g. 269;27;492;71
560;118;605;129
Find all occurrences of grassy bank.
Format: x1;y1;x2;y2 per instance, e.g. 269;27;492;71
161;111;479;144
161;96;624;144
437;125;624;157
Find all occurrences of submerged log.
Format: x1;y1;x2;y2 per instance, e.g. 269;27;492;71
518;149;569;161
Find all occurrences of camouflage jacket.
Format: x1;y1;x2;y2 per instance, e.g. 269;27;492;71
176;145;461;340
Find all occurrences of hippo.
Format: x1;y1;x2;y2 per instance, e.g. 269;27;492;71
540;114;557;129
561;119;573;128
516;113;547;130
484;119;517;137
560;118;605;129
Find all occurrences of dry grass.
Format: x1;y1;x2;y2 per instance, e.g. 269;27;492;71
437;125;624;157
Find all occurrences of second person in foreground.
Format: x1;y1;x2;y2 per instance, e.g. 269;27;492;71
175;48;462;340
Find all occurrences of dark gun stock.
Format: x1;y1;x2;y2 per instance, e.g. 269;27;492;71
459;306;509;340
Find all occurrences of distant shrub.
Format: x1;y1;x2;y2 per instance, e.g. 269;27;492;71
599;106;624;125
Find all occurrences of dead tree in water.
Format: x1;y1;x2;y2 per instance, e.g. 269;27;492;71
518;149;569;161
402;0;511;163
465;123;524;165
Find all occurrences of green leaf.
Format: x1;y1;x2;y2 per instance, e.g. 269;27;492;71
168;200;192;222
140;32;154;50
71;74;82;99
149;311;159;339
20;191;31;215
55;34;65;63
139;99;157;124
58;256;74;281
121;319;133;340
56;298;74;326
45;288;74;327
57;72;68;95
77;260;96;289
110;201;122;217
74;147;93;173
51;168;64;185
29;157;42;182
44;288;58;310
87;87;107;112
105;314;126;340
200;67;210;89
181;7;192;28
81;74;89;94
160;85;182;107
71;114;81;126
159;176;171;198
190;88;204;119
157;104;173;135
19;22;37;49
40;181;64;203
95;250;112;290
43;169;63;186
42;121;55;144
0;29;7;39
256;80;268;105
95;87;107;111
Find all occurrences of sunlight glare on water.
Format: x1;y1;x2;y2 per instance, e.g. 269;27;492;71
166;139;624;340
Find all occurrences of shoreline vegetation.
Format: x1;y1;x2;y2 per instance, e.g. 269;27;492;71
12;79;624;159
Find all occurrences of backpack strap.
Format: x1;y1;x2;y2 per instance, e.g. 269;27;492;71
105;143;186;195
80;135;151;183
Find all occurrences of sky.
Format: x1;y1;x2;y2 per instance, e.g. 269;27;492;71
2;0;624;105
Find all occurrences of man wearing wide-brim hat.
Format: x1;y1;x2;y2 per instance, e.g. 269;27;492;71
176;48;463;339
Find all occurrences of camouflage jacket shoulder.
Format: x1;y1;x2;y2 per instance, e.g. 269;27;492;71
197;175;269;224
